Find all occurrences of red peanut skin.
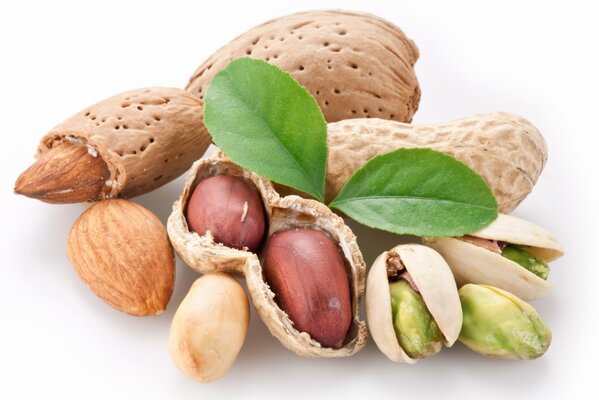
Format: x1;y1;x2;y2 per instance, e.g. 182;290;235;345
263;228;351;348
186;175;266;252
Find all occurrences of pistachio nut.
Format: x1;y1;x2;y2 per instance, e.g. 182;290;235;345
458;283;551;360
390;280;443;359
424;214;564;300
366;244;462;363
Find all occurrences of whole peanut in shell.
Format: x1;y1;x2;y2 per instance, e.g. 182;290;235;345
326;112;548;212
263;227;352;349
186;175;266;252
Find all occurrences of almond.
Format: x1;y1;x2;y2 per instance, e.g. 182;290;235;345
67;199;175;316
186;10;420;123
14;142;109;203
17;87;211;204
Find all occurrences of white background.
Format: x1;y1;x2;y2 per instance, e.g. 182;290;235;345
1;1;598;399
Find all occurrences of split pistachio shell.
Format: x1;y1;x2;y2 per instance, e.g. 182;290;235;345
424;214;564;301
366;244;462;363
169;272;249;382
459;284;551;360
167;152;367;358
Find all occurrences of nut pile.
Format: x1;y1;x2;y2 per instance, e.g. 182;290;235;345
14;9;564;383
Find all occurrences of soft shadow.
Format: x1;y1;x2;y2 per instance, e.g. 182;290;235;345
344;219;420;267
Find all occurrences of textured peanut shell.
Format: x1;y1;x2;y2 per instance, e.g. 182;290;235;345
424;214;564;301
186;10;420;123
366;244;462;364
169;272;249;383
37;87;211;199
327;112;548;212
167;153;367;358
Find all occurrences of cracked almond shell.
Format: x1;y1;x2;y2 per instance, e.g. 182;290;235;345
424;214;564;301
36;87;210;200
167;152;367;358
366;244;462;364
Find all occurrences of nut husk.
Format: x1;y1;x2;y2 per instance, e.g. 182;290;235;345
424;214;564;300
17;87;210;203
167;152;367;357
326;112;547;212
366;244;462;363
186;10;420;124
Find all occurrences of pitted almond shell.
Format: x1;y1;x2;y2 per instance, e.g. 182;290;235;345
366;244;462;364
326;112;547;212
424;214;564;301
37;87;211;199
167;152;367;358
186;10;420;124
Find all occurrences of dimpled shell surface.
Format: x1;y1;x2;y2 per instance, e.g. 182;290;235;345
38;87;211;199
327;112;548;212
186;10;420;123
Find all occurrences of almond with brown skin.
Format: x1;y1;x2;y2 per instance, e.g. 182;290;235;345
16;87;210;204
14;142;109;203
67;199;175;316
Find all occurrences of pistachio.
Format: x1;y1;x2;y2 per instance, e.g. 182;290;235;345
458;284;551;360
366;244;462;363
501;245;549;280
424;213;564;300
389;280;442;359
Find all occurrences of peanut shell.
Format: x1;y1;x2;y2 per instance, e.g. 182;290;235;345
167;153;367;358
37;87;210;199
186;10;420;123
326;112;548;212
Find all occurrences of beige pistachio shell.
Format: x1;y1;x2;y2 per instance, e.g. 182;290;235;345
186;10;420;123
326;112;547;212
424;214;563;301
38;87;210;199
167;152;367;358
470;214;564;261
366;244;462;363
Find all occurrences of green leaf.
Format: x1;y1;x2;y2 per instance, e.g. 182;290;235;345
329;148;498;237
203;57;327;201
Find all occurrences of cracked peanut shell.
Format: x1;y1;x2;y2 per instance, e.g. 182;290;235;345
167;152;367;358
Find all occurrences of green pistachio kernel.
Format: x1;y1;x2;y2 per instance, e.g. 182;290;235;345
459;284;551;360
502;244;549;280
389;280;442;359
